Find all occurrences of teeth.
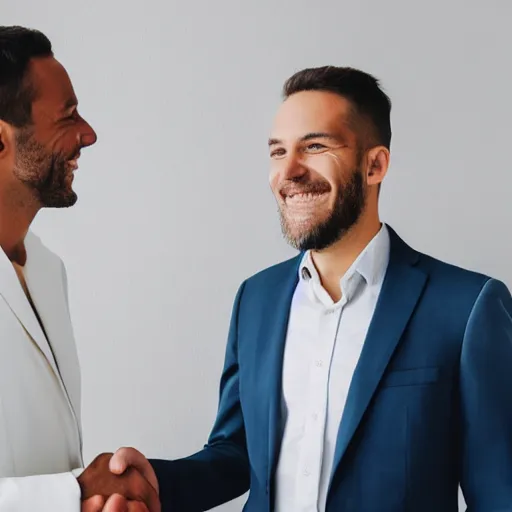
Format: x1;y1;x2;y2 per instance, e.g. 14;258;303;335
287;192;323;201
67;160;78;171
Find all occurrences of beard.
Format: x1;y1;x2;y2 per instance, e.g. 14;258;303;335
13;128;78;208
279;167;366;252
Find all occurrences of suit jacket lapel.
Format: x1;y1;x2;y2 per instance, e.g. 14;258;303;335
263;257;301;488
23;232;81;421
0;237;61;379
328;227;428;491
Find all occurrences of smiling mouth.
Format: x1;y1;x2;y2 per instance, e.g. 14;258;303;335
283;191;329;205
66;154;80;171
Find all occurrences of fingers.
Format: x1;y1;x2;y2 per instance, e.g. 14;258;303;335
127;502;150;512
81;495;106;512
102;494;150;512
110;447;159;493
102;494;128;512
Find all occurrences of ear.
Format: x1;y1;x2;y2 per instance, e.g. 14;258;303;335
0;121;15;160
365;145;390;187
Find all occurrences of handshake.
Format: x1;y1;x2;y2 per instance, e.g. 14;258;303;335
79;448;160;512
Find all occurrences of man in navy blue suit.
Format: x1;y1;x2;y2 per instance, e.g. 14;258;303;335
108;66;512;511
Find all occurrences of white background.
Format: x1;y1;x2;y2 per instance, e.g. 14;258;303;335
3;0;512;509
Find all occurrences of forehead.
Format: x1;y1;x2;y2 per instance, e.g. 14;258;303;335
27;56;77;113
271;90;355;140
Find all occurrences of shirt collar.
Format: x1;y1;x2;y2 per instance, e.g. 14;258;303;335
298;224;391;303
352;223;390;287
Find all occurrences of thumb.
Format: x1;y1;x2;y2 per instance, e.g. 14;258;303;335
109;447;142;474
109;447;158;493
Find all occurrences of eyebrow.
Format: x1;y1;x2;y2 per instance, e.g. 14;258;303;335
268;132;342;147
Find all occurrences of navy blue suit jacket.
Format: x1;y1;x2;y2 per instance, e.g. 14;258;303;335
151;227;512;511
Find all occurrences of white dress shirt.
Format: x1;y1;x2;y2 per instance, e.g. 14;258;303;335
274;224;390;512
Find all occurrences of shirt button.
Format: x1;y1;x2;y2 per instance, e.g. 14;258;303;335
315;360;323;367
303;468;311;477
301;267;312;280
311;412;318;421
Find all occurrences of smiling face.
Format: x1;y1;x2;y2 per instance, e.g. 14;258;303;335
11;56;97;208
269;90;368;251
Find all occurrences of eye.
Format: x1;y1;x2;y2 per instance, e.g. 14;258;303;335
62;109;80;122
270;148;286;158
306;143;326;151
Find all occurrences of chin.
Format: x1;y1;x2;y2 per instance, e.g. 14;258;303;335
285;215;327;235
283;224;321;251
41;191;78;208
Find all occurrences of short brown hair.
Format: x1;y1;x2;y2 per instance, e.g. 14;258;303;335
283;66;392;149
0;26;53;128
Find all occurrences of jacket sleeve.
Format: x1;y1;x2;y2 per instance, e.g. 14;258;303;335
149;282;250;511
459;278;512;510
0;469;82;510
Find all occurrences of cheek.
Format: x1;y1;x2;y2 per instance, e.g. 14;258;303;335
316;151;343;170
323;151;343;166
51;130;78;154
304;152;346;185
269;157;282;178
268;166;281;193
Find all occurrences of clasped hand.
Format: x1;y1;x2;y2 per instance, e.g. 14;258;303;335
79;448;159;512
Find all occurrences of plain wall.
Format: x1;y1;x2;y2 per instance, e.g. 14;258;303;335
3;0;512;510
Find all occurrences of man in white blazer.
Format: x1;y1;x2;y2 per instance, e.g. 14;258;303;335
0;26;159;511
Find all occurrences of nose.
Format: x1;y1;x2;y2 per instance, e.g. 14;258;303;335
79;119;98;148
280;152;308;182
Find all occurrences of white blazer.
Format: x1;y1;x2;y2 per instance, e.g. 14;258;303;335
0;231;83;510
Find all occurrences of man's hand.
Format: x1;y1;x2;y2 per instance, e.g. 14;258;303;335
78;453;159;512
109;447;158;494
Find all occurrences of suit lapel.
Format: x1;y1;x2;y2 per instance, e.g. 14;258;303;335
23;232;81;420
0;236;61;379
263;257;301;487
328;227;428;491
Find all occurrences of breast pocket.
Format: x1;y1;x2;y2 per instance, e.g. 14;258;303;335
380;367;440;388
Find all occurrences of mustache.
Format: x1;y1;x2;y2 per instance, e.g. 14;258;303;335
52;147;81;166
67;147;81;160
279;180;331;197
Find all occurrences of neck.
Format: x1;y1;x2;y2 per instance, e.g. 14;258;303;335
0;182;40;265
310;209;381;302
